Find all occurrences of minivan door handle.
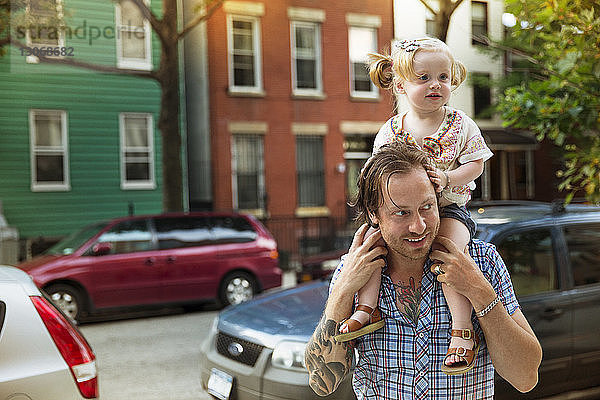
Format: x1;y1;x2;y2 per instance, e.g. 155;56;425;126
166;255;177;263
145;257;156;266
540;307;563;320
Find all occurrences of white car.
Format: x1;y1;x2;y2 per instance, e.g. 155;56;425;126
0;265;98;399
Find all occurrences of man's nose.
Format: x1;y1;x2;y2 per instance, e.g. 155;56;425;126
408;213;426;234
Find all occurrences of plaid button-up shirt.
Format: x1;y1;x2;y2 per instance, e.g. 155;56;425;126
330;239;520;400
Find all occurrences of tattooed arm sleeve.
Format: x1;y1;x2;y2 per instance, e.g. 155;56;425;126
305;314;354;396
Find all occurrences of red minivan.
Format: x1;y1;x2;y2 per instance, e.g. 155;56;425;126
16;213;282;322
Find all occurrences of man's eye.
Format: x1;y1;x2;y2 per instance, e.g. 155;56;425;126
394;211;408;216
422;204;433;211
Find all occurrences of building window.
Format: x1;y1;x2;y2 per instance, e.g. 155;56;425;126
231;135;265;212
348;26;377;98
116;0;152;70
424;0;439;38
119;113;155;189
25;0;64;63
296;136;325;207
29;109;69;191
472;72;492;119
291;21;322;96
472;1;488;45
227;15;262;94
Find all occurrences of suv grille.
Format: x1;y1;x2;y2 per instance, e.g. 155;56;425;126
216;331;264;366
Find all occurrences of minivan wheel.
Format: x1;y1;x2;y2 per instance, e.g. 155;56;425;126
44;283;85;323
219;272;257;306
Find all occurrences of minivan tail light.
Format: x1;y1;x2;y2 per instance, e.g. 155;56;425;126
30;296;98;398
269;250;279;260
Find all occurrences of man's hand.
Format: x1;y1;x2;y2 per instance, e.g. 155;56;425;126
306;224;386;396
327;224;387;319
429;235;496;309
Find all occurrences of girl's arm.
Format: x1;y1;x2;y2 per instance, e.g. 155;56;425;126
426;159;484;192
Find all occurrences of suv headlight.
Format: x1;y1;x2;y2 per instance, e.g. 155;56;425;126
271;341;306;370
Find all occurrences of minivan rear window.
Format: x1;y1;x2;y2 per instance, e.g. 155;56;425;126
155;217;212;249
211;216;257;244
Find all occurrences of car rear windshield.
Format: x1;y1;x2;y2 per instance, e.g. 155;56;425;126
45;222;110;255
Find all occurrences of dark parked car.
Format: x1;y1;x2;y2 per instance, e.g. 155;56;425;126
199;202;600;399
16;212;282;322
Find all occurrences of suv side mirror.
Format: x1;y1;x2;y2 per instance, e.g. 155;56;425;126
92;242;112;256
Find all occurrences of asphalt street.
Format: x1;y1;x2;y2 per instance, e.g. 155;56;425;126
79;271;297;400
81;309;217;400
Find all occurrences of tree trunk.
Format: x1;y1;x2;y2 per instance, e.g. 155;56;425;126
158;42;183;212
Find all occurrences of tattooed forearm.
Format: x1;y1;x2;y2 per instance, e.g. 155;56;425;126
305;315;354;396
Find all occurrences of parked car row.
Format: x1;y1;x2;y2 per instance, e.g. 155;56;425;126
199;201;600;399
16;212;282;322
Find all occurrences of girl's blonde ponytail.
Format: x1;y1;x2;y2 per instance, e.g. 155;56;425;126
368;52;394;89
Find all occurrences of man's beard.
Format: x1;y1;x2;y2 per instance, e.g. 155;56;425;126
384;221;439;261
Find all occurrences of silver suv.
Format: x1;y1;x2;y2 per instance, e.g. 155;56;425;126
0;265;98;399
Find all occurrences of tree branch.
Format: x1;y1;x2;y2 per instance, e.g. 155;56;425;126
10;37;158;79
177;0;223;40
128;0;165;44
449;0;465;14
417;0;437;16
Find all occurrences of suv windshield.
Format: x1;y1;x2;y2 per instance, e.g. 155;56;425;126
45;222;110;255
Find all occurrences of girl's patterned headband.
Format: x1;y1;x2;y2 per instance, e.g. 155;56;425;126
395;39;421;52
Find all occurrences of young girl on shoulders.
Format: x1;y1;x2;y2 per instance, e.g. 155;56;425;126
335;37;493;375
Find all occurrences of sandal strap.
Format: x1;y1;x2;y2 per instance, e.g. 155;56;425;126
450;329;476;341
355;305;375;314
444;347;476;364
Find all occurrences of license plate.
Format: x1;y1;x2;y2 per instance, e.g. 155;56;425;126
207;368;233;400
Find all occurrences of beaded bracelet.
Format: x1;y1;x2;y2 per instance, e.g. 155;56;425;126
475;295;500;318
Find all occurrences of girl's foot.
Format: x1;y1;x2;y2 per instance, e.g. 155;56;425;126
334;305;384;342
339;309;371;333
441;328;480;375
445;325;475;366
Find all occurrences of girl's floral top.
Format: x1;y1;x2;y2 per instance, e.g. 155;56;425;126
373;106;493;206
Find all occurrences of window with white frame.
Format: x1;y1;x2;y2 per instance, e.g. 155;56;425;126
25;0;64;63
29;109;69;191
296;136;325;207
348;26;377;98
116;0;152;70
424;0;439;38
291;20;322;95
119;113;155;189
227;15;262;93
472;1;488;45
231;135;265;211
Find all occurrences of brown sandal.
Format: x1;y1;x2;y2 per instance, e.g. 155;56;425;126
334;305;385;343
441;329;480;375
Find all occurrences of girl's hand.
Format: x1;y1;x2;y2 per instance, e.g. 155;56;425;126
425;164;448;193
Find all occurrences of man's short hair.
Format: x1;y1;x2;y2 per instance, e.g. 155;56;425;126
351;141;431;226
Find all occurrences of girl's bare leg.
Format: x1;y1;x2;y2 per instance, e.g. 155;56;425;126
339;226;384;333
339;267;381;333
437;217;474;365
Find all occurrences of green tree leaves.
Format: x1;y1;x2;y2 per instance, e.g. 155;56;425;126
497;0;600;204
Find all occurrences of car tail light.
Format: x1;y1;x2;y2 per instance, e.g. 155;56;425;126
30;296;98;398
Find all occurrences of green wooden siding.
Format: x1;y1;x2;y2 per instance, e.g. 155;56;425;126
0;0;166;239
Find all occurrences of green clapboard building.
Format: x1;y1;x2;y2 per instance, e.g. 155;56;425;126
0;0;165;257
